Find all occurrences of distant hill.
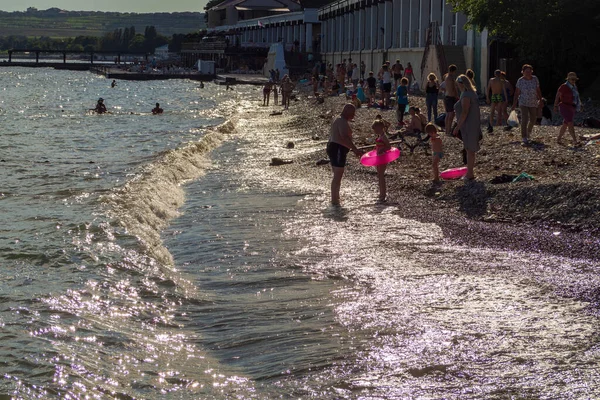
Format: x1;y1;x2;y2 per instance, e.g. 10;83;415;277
0;8;206;38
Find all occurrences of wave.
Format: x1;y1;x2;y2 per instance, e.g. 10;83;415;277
102;121;235;267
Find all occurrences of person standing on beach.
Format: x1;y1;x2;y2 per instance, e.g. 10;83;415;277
486;69;508;131
396;77;409;125
366;71;377;106
273;82;279;105
392;60;404;88
371;118;392;202
404;62;416;90
554;72;582;146
327;104;363;205
263;79;273;106
444;65;459;136
453;74;481;180
511;64;543;146
281;75;295;110
378;63;392;109
360;61;366;80
425;73;440;122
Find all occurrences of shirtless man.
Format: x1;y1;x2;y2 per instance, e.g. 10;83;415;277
326;104;364;205
486;69;508;130
392;60;404;88
444;65;459;136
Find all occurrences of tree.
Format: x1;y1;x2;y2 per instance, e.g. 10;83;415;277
448;0;600;94
203;0;225;23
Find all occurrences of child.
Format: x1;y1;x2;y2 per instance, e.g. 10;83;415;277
372;118;392;202
396;77;409;124
540;97;552;126
272;83;279;105
404;106;425;133
426;123;443;183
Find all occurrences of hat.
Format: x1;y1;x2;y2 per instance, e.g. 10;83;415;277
494;69;501;75
566;72;579;81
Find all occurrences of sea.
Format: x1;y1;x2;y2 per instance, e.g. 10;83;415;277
1;67;599;399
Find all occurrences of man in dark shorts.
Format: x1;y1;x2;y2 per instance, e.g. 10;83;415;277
327;104;363;205
392;60;404;88
444;64;458;136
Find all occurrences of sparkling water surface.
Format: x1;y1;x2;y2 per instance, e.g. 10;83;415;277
1;68;599;399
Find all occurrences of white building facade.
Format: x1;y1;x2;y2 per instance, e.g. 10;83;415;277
318;0;489;90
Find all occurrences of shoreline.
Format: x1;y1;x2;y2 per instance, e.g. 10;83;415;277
263;85;600;262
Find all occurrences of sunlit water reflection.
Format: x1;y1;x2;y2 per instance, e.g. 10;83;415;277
1;69;599;399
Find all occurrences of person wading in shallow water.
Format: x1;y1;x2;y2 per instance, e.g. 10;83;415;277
326;104;364;205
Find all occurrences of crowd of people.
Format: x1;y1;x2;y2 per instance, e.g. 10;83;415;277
324;61;586;205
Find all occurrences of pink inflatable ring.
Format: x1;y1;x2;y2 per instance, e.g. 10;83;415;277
360;147;401;167
440;166;468;180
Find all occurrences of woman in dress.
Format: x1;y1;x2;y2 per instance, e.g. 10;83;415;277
452;74;481;180
554;72;582;146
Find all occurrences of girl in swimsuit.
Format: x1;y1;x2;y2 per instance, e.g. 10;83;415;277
426;123;444;183
372;118;392;202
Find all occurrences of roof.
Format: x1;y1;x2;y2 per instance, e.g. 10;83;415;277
210;0;301;12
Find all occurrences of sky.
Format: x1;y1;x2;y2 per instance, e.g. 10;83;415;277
0;0;210;13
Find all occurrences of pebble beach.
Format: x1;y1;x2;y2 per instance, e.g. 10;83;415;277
259;82;600;264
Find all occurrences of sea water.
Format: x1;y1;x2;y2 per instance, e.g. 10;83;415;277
1;68;600;399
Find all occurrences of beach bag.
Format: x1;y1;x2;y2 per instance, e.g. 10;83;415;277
508;110;519;127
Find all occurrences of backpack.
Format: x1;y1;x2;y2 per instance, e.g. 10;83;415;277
583;117;600;129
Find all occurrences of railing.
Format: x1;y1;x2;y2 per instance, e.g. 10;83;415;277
181;42;228;51
447;25;457;45
413;29;420;47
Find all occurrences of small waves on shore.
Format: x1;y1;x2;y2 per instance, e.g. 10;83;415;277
191;91;600;398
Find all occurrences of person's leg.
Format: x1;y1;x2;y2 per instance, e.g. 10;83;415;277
466;150;476;179
432;156;440;182
557;121;567;143
567;121;578;144
489;103;496;127
519;106;529;142
426;94;433;121
331;166;345;205
376;164;387;201
432;97;438;121
527;107;537;137
445;111;454;136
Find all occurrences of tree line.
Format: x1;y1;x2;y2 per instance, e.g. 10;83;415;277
0;26;175;54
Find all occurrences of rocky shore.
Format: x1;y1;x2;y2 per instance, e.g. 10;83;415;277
268;86;600;261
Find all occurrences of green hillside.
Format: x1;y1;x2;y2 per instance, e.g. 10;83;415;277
0;8;205;38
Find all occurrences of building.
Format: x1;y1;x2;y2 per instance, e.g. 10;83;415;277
206;0;303;28
318;0;489;91
183;0;322;75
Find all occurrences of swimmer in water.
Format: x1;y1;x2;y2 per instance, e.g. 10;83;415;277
94;98;107;114
151;103;163;114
